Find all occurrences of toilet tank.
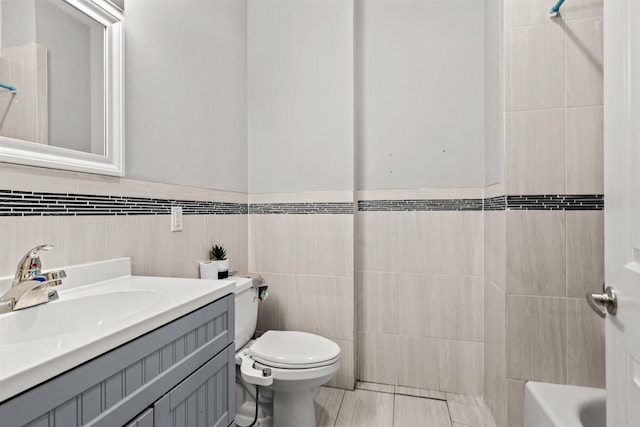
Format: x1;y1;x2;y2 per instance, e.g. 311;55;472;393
232;277;258;351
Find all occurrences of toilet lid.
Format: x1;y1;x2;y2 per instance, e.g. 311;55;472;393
249;331;341;368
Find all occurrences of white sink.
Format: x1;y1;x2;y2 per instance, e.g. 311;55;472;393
0;289;163;345
0;258;235;402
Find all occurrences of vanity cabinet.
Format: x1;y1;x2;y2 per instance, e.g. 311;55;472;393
0;294;235;427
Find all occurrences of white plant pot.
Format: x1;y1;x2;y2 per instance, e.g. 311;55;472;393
213;259;229;279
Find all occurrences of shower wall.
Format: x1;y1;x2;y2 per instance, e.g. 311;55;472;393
484;1;605;426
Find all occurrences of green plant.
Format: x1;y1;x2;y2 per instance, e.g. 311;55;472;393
209;244;227;261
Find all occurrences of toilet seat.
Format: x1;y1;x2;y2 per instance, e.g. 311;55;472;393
248;331;341;369
238;331;341;386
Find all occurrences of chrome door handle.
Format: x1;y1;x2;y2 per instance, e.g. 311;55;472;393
586;286;617;318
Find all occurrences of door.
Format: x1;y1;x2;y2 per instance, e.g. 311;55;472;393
604;0;640;425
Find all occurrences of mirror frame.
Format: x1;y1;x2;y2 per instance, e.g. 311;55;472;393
0;0;124;176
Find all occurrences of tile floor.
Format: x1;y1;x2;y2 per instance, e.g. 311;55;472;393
313;382;496;427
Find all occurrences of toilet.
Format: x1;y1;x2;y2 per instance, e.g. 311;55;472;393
232;277;341;427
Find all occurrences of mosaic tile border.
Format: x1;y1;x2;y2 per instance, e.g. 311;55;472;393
358;195;604;212
484;196;507;211
358;199;484;212
0;190;248;217
248;202;354;214
0;190;604;216
505;194;604;210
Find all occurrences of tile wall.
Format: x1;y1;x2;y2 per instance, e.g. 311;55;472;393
484;1;605;426
356;188;485;395
0;163;249;281
250;192;356;390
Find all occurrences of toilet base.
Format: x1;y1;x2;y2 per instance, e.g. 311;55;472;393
236;372;320;427
273;389;317;427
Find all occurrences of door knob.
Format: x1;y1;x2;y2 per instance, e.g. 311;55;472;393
586;286;617;318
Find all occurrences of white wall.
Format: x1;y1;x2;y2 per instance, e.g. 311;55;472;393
247;0;354;193
125;0;248;192
356;0;485;190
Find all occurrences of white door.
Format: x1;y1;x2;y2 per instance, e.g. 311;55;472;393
604;0;640;425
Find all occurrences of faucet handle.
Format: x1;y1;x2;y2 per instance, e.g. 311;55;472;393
13;244;54;286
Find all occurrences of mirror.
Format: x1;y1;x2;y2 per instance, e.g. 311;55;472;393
0;0;123;176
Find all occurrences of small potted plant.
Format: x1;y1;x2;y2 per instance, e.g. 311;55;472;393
209;244;229;279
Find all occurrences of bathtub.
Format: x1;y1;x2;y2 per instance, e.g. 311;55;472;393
524;382;606;427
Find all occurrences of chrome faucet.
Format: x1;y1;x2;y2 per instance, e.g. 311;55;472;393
0;244;66;314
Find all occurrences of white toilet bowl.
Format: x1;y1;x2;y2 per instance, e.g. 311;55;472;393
232;278;341;427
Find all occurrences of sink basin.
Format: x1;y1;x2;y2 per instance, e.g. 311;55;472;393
0;289;163;345
0;257;236;403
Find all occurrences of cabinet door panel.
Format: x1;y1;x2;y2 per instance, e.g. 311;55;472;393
154;346;234;427
126;408;154;427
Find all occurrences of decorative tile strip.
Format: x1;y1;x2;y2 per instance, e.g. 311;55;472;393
358;199;484;212
249;202;354;214
505;194;604;210
0;190;604;216
483;196;507;211
357;195;604;212
0;190;248;217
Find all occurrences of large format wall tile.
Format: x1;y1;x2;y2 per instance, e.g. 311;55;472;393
249;214;353;277
484;211;505;291
278;274;354;341
56;216;127;266
397;335;440;390
506;23;565;111
397;336;484;395
358;332;398;386
567;298;605;388
506;295;567;383
203;214;248;273
439;339;484;395
566;18;603;107
506;211;566;296
506;379;526;427
398;274;484;342
358;211;483;276
327;338;355;390
505;109;565;195
0;216;59;276
358;271;398;334
484;280;505;345
125;215;205;278
484;343;506;427
566;211;604;297
565;106;603;194
255;273;353;341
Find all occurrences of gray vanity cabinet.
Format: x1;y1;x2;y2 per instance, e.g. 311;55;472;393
0;294;235;427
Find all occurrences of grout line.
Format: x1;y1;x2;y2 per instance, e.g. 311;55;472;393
333;389;347;427
391;393;396;427
445;398;454;426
